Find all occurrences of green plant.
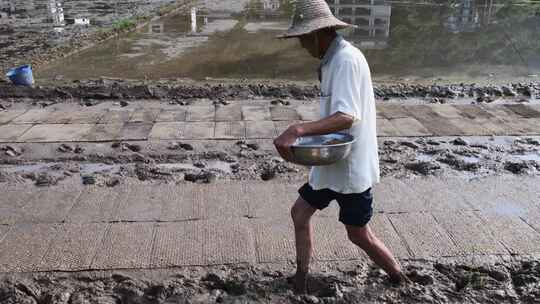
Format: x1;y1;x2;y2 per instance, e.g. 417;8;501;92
280;0;295;17
112;18;136;31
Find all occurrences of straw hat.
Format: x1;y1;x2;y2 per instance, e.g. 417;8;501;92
277;0;355;39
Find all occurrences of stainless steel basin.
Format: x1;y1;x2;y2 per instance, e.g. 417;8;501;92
290;133;356;166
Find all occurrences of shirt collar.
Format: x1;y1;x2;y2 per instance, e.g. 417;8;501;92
320;34;345;68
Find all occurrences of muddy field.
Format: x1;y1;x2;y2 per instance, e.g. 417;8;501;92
0;79;539;187
2;0;539;84
0;79;538;102
1;1;540;302
0;0;189;73
1;258;540;304
2;93;538;304
1;132;539;187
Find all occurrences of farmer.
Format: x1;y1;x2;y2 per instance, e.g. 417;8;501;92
273;0;409;294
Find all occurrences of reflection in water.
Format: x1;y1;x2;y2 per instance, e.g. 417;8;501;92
0;0;177;28
148;22;164;34
444;0;497;33
191;7;197;33
0;0;65;29
357;0;540;80
244;0;282;18
35;1;540;82
328;0;391;49
263;0;280;11
48;0;65;32
1;0;65;28
0;0;13;21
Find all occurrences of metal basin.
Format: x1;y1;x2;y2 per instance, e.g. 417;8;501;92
291;133;356;166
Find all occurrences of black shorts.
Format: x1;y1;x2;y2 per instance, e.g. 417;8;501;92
298;183;373;227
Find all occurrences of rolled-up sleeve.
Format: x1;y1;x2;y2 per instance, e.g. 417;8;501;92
329;59;362;122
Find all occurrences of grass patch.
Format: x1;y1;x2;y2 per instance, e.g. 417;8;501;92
112;19;136;31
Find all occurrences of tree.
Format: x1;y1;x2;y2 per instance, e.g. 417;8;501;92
280;0;295;17
244;0;264;19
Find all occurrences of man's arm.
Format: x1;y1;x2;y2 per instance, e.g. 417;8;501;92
274;112;355;162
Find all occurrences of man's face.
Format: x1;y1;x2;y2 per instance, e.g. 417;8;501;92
298;33;319;58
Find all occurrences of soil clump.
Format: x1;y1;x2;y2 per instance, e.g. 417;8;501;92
1;260;539;304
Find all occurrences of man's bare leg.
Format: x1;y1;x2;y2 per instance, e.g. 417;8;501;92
345;224;405;282
290;197;317;294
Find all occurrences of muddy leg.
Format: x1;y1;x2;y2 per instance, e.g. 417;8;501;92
291;197;317;294
345;224;405;281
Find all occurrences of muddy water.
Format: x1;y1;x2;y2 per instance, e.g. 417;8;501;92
1;160;233;175
0;0;177;28
0;0;180;71
32;0;540;82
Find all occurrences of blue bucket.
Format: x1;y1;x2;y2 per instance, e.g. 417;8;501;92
6;65;34;86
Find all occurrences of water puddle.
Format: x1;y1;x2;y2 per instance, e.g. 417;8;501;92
511;153;540;162
158;160;232;174
415;154;434;162
3;0;539;81
1;160;233;175
80;163;120;175
0;0;173;28
1;163;58;174
205;160;233;174
461;156;481;163
485;201;528;217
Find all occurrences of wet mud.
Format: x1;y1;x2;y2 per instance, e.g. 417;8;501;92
1;2;540;302
0;135;539;187
0;79;320;101
0;0;189;73
0;80;538;102
1;259;540;304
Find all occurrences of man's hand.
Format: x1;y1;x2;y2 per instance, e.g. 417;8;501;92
273;113;355;162
274;125;300;162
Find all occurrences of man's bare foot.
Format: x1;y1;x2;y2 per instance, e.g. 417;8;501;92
293;271;308;294
389;272;412;286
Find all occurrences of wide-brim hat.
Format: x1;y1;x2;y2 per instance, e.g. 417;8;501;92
277;0;355;39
